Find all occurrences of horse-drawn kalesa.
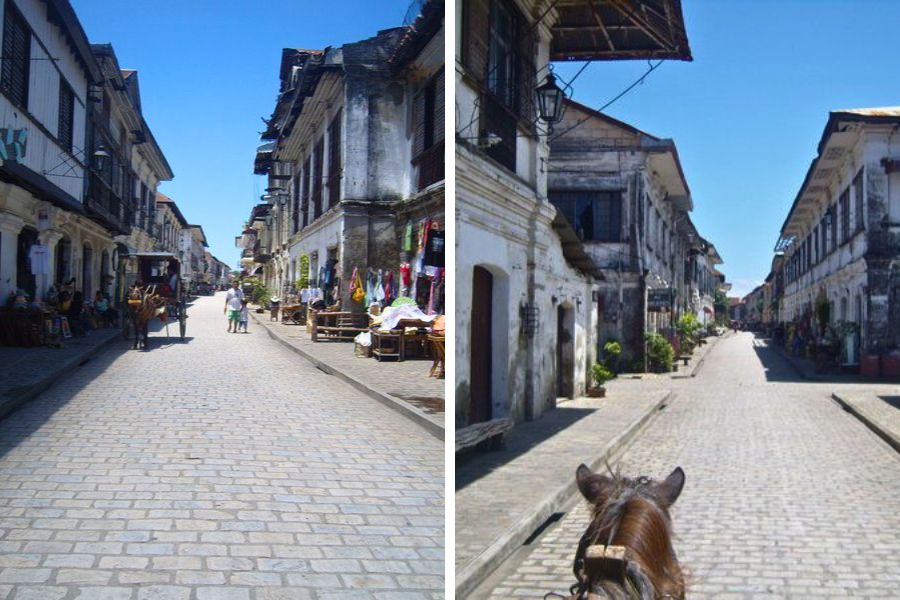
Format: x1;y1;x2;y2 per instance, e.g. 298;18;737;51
549;464;686;600
124;253;187;350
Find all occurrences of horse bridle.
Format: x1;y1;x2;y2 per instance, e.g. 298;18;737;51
547;477;680;600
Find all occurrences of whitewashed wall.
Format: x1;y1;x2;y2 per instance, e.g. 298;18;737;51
0;0;89;202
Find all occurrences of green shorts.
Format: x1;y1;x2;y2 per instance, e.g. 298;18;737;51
228;309;241;322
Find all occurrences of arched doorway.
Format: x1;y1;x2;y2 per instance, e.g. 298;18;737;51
556;304;575;399
100;250;110;297
470;266;493;424
55;237;72;287
16;227;39;298
82;243;93;298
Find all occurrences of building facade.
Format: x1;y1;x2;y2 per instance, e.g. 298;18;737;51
455;0;692;429
777;108;900;361
547;100;723;365
0;0;105;303
252;0;444;312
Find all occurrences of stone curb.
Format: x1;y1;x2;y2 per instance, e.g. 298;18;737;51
671;334;723;379
0;328;123;421
250;312;444;441
455;390;675;599
831;392;900;455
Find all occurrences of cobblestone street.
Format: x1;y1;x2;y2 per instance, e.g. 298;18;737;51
0;293;444;600
478;332;900;599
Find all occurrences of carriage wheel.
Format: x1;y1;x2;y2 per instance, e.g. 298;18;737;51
178;301;187;340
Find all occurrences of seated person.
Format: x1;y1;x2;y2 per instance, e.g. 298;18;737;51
66;291;92;336
93;290;117;327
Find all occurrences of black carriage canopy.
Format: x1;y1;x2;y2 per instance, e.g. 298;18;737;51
132;252;181;295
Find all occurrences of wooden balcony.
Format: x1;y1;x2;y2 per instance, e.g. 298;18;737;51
86;172;130;235
413;141;444;191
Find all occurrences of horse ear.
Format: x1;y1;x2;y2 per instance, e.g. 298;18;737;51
655;467;685;506
576;464;613;504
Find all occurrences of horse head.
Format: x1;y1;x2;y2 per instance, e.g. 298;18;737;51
572;464;686;600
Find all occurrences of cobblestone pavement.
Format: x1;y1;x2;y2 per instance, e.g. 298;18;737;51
0;328;120;401
455;390;668;576
832;390;900;450
0;293;443;600
479;332;900;599
250;314;444;427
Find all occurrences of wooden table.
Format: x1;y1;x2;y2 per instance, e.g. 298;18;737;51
310;310;368;342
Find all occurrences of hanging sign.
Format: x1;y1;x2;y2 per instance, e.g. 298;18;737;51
647;288;674;312
0;127;27;161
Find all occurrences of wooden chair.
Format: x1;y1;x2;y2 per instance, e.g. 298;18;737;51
427;334;444;378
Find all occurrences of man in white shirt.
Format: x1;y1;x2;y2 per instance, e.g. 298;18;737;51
224;280;244;333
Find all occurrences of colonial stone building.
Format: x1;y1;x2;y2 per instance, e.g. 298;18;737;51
454;0;695;432
777;107;900;362
547;99;723;364
91;43;173;284
252;0;444;310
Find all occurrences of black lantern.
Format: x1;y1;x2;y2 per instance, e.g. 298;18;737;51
535;72;565;129
93;144;109;172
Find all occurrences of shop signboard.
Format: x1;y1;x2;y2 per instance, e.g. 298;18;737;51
647;287;674;312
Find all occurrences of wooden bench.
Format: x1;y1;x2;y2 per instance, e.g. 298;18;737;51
311;311;369;342
455;417;514;453
677;355;691;366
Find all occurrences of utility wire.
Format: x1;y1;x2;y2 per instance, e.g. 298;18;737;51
549;59;664;143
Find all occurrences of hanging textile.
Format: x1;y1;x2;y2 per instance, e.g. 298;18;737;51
403;222;414;253
399;262;411;297
365;269;377;307
424;227;444;267
383;271;394;306
374;269;386;303
351;267;365;304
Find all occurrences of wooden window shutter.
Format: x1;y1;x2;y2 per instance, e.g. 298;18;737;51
328;110;341;209
516;20;536;128
58;79;74;152
464;0;490;82
434;70;444;143
412;88;426;158
301;158;311;228
291;172;300;234
313;139;324;219
2;4;29;109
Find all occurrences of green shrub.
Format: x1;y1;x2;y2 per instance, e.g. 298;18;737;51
297;255;310;291
251;283;271;307
591;363;615;387
602;340;622;373
645;332;674;372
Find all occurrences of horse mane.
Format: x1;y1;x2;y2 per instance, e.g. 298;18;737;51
580;474;684;599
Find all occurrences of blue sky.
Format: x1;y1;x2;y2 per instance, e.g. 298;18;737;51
71;0;417;270
551;0;900;297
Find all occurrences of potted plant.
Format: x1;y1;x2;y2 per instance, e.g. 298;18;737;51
589;363;614;397
602;340;622;372
645;332;675;373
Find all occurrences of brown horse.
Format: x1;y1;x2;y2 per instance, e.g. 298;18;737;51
568;464;686;600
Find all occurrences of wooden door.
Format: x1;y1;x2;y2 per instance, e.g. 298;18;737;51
470;267;493;424
557;306;565;396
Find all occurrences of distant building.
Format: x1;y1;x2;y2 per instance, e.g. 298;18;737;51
252;0;444;311
776;107;900;361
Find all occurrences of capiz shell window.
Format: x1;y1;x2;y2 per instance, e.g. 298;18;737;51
549;191;623;242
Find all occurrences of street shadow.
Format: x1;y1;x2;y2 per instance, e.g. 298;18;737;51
749;338;806;382
456;406;596;490
879;396;900;410
0;336;131;462
750;337;885;385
